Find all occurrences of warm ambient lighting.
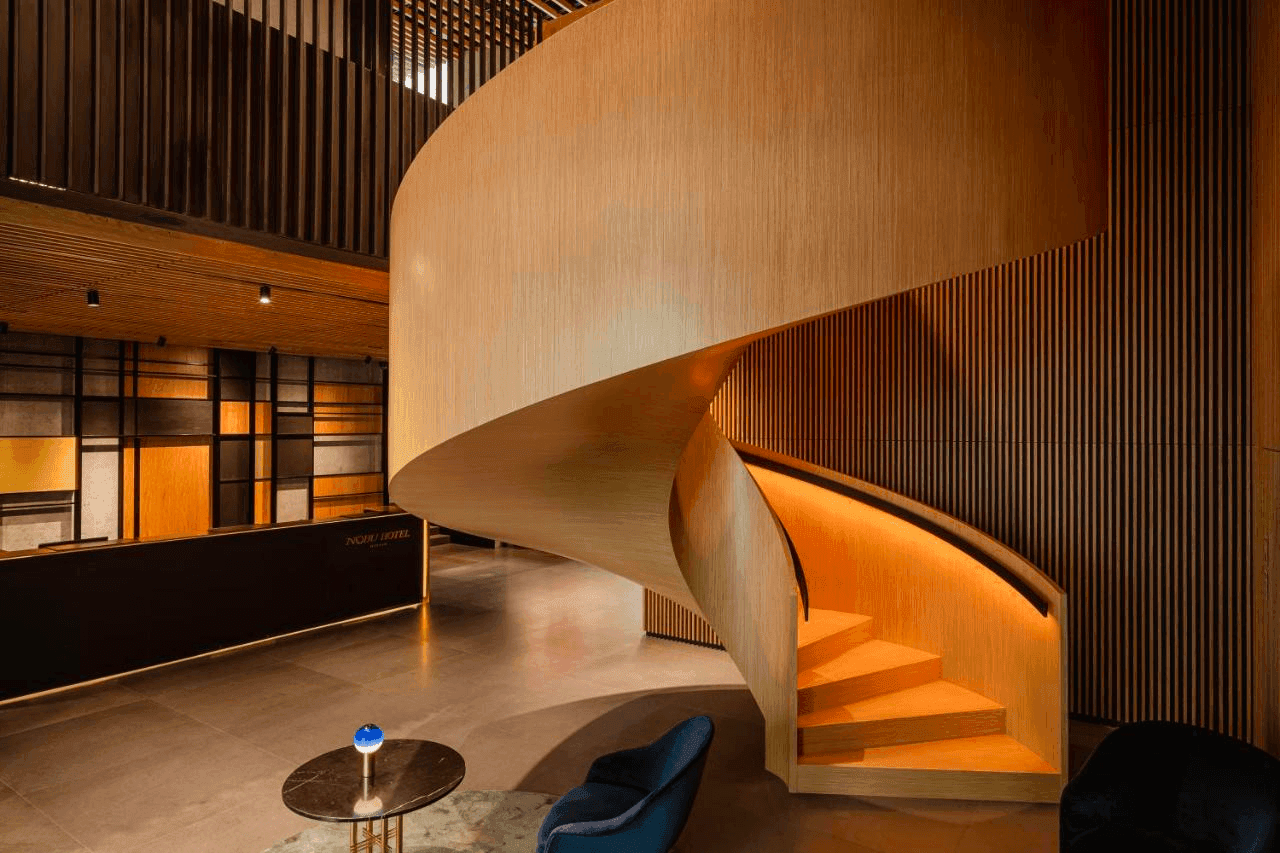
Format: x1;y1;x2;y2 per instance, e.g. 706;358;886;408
86;289;100;308
259;285;271;304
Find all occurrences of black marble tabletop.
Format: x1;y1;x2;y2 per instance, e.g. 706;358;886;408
281;739;465;822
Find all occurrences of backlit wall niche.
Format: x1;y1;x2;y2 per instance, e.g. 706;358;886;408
0;331;387;553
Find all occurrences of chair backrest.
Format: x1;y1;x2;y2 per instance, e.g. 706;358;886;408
547;716;715;853
643;715;715;794
1062;721;1280;853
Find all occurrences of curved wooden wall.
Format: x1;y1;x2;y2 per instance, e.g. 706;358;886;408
389;0;1107;787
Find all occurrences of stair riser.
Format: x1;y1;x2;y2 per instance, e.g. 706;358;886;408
792;765;1061;803
798;657;942;714
796;623;874;671
799;708;1006;753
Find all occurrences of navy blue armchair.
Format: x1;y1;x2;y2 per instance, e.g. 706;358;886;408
1061;721;1280;853
536;715;715;853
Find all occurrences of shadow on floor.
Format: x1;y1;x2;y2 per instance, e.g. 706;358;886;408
480;686;1060;853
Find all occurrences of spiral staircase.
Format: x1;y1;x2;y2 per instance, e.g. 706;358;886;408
388;0;1106;801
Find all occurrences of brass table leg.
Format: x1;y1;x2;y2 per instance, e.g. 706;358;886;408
349;816;401;853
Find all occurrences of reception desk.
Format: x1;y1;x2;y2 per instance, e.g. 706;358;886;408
0;511;424;701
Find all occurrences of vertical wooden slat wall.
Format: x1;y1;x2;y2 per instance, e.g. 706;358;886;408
0;0;540;261
709;0;1253;739
643;589;723;649
1251;0;1280;756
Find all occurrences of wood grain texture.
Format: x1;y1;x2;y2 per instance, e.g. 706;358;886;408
710;0;1252;743
0;0;537;260
746;458;1066;778
644;588;722;648
541;0;616;38
0;196;390;359
0;438;77;494
671;413;798;782
1252;0;1280;757
389;0;1105;794
137;438;211;540
220;402;251;434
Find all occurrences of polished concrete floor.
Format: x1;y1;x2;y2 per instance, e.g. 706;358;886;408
0;544;1099;853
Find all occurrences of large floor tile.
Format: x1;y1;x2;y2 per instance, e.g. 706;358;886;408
0;682;144;739
0;783;87;853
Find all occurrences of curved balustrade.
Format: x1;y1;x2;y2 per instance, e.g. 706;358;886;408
389;0;1106;797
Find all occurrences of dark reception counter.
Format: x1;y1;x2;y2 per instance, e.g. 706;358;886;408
0;511;424;701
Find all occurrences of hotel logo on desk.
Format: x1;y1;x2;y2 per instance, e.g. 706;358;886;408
345;528;413;548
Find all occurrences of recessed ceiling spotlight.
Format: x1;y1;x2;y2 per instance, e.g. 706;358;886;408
259;285;272;304
87;289;101;308
156;336;166;347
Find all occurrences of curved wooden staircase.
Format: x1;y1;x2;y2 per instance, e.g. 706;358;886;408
794;609;1059;801
388;0;1105;804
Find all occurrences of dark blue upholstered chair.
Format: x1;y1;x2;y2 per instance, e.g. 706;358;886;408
1060;720;1280;853
536;715;715;853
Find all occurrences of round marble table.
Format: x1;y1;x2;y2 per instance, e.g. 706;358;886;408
282;739;466;853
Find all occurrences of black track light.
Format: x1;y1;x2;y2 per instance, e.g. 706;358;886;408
156;336;166;347
87;289;101;308
259;285;272;304
364;355;372;365
0;321;8;334
269;346;277;355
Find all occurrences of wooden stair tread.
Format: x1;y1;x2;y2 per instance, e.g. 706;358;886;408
798;734;1056;775
797;609;872;649
798;679;1002;728
798;639;938;690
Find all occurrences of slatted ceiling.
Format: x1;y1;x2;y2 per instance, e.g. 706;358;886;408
0;196;389;359
711;0;1251;739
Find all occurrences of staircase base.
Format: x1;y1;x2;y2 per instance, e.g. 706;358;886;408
792;735;1063;803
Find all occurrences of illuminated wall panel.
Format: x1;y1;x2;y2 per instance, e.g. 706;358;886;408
710;0;1252;737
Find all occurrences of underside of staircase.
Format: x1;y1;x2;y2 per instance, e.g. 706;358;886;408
792;609;1061;802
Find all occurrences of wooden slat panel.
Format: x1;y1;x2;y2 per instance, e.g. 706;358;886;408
0;438;78;494
644;588;723;648
41;0;68;188
1252;0;1280;756
2;1;537;262
711;0;1252;740
0;196;389;360
10;0;42;181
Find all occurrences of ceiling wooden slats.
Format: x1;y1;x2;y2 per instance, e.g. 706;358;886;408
0;197;390;359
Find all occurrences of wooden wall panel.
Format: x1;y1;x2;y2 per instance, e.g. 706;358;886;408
1252;0;1280;755
711;0;1252;739
0;438;77;494
0;0;537;261
644;588;723;648
220;402;251;434
137;438;212;540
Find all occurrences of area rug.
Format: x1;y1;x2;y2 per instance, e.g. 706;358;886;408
264;790;558;853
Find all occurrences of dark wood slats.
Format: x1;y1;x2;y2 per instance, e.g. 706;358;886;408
644;589;724;650
0;0;539;261
709;0;1252;740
